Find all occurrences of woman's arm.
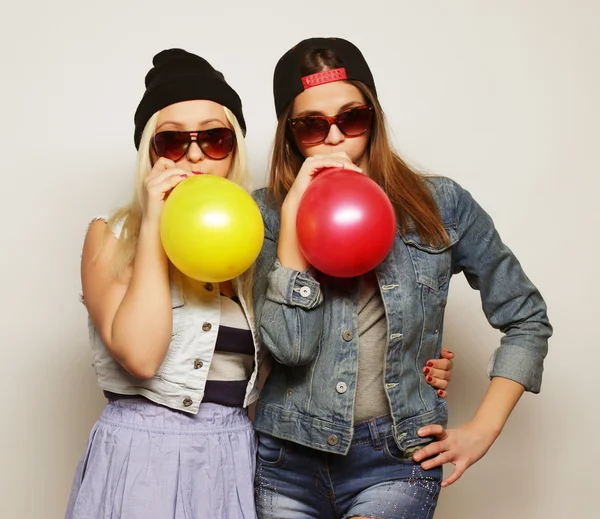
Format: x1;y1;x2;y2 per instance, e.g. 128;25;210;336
82;219;172;379
82;159;190;379
413;377;524;486
252;193;325;366
450;181;552;392
252;154;362;366
413;180;552;485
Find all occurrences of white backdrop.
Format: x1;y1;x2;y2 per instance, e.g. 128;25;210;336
1;1;597;517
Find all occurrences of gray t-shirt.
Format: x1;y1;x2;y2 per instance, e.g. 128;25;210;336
354;271;389;422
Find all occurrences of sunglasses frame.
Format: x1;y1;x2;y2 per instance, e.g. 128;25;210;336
288;104;374;145
152;128;236;161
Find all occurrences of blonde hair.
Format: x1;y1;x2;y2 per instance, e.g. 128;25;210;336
104;106;255;304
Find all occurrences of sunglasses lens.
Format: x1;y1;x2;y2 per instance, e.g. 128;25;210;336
153;132;190;161
291;106;373;144
201;128;235;159
337;106;373;136
153;129;234;161
293;117;331;144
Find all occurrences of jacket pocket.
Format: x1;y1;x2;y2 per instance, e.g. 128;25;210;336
402;229;457;291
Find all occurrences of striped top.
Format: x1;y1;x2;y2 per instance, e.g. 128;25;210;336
202;293;254;407
105;293;254;408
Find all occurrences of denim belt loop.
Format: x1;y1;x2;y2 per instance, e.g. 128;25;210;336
367;418;383;450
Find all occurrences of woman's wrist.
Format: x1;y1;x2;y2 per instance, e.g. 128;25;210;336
466;417;502;446
281;192;301;216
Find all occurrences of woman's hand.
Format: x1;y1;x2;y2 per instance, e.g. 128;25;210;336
414;377;525;488
142;158;191;224
284;152;362;207
412;421;498;488
424;348;455;398
278;152;362;271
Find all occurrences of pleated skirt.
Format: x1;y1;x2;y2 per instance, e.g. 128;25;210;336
65;399;257;519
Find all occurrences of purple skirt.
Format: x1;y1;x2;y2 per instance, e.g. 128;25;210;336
65;399;257;519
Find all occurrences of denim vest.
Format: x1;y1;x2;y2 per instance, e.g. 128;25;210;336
251;177;552;455
84;217;264;414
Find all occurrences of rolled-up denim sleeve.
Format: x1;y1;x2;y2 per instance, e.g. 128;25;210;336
252;192;324;366
451;182;552;393
265;260;322;309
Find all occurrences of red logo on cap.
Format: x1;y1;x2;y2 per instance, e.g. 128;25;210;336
301;68;347;90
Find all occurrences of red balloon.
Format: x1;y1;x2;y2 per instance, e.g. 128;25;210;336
296;168;397;278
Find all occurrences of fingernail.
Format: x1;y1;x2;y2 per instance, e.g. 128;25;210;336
426;361;434;367
447;351;454;355
424;367;430;374
438;390;444;396
417;428;424;435
179;174;188;178
427;376;433;382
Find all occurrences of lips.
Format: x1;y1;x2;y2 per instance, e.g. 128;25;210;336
191;171;203;175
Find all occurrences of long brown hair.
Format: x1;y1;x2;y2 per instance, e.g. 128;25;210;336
268;48;449;246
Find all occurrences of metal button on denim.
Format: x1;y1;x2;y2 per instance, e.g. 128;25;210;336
299;286;311;297
202;322;212;332
327;434;339;446
336;382;347;394
183;397;193;407
342;330;353;341
193;359;203;369
204;282;213;291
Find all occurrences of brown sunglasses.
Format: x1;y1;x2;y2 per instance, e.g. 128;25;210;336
288;105;373;144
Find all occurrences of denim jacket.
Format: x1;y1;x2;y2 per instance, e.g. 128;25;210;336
251;177;552;455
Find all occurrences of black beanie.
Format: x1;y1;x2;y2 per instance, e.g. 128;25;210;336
134;48;246;149
273;37;377;118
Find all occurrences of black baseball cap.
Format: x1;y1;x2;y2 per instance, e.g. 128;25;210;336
273;37;377;118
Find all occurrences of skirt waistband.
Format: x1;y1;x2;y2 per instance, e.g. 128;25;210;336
99;399;251;434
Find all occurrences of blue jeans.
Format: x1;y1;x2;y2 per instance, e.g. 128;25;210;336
254;415;442;519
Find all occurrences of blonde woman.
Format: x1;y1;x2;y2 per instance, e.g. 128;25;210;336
66;49;261;519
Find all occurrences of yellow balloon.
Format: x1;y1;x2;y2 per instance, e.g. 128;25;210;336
160;175;264;282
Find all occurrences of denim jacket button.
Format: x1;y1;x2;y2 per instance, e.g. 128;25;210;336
202;322;212;332
342;330;353;341
182;397;193;407
204;282;214;291
299;286;311;297
327;434;339;446
336;382;348;394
